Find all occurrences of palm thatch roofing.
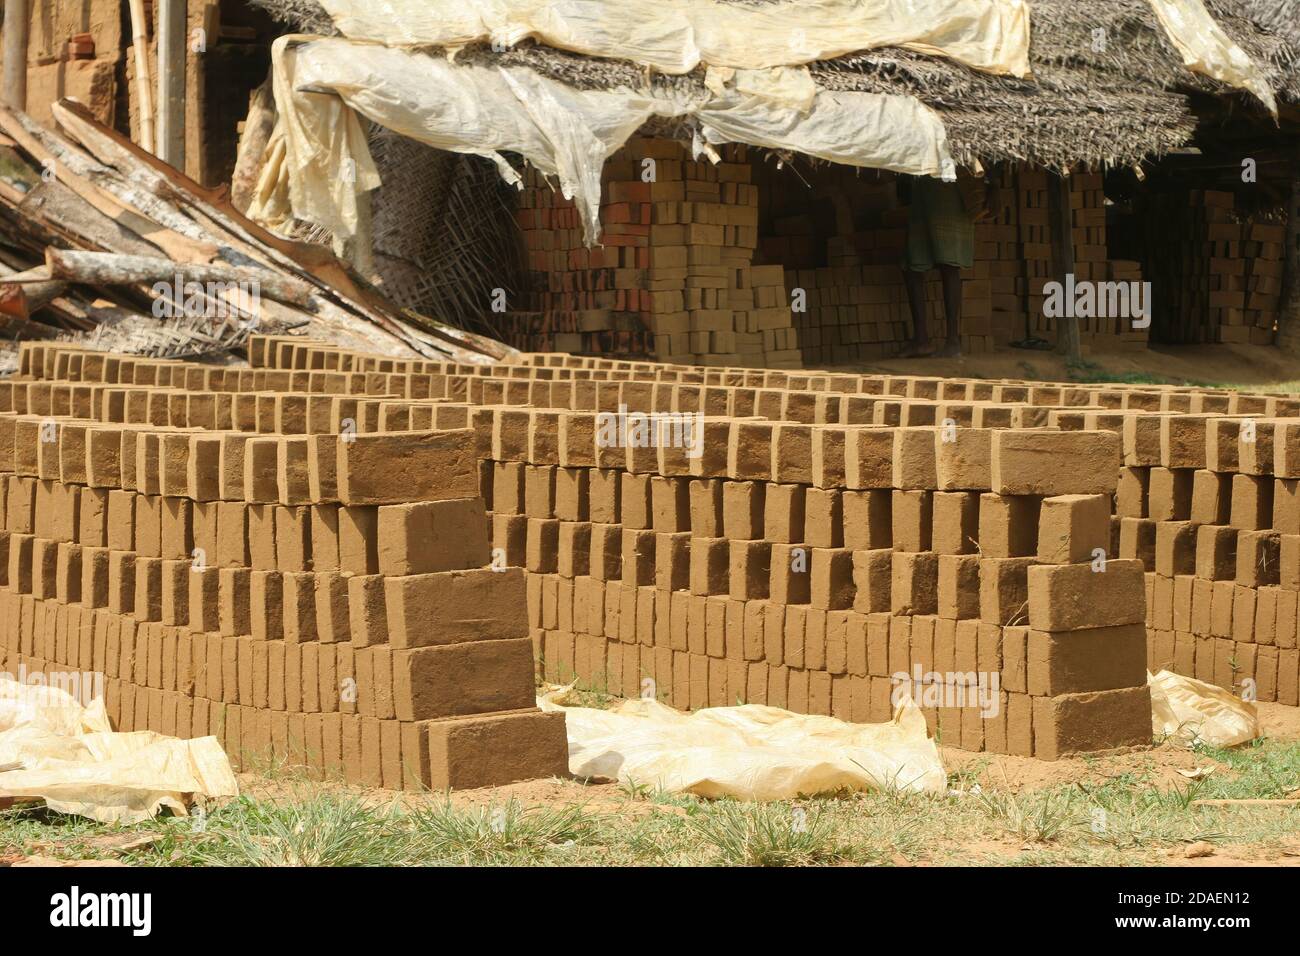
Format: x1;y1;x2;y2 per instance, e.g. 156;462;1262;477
252;0;1298;174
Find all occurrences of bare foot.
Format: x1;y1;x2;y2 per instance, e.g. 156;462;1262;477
934;341;962;358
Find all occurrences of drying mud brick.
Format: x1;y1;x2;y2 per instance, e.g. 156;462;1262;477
1027;560;1146;631
376;498;490;575
1037;494;1110;564
384;568;530;648
1031;686;1152;760
336;430;479;505
392;639;537;720
424;710;569;790
991;431;1119;496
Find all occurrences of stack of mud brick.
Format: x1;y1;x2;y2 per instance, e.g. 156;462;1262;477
0;342;568;791
510;138;785;366
1142;188;1285;345
233;335;1240;761
1090;403;1300;706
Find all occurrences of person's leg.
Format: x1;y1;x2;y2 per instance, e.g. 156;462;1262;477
900;268;932;356
936;263;963;357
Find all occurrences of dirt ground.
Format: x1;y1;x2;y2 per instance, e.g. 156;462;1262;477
845;342;1300;390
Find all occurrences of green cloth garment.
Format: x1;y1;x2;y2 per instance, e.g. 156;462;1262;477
905;176;974;271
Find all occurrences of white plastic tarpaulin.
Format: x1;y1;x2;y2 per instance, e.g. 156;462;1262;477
538;685;946;800
0;676;238;824
1146;0;1278;116
255;37;956;246
316;0;1033;78
1148;669;1260;749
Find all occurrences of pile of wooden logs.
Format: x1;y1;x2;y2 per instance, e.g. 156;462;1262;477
0;98;511;374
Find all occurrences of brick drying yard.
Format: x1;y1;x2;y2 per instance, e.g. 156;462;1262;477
3;336;1300;867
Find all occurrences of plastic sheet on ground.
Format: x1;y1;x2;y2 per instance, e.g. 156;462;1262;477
537;685;946;800
1149;669;1260;749
257;37;955;246
1146;0;1277;116
316;0;1033;78
0;676;238;825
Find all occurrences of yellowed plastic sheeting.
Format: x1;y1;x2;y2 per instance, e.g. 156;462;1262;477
1149;669;1260;749
316;0;1032;78
259;38;955;246
1146;0;1277;116
537;686;946;800
0;677;238;824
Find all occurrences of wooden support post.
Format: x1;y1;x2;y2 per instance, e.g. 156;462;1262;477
127;0;155;153
2;0;29;110
1049;170;1081;363
1278;161;1300;354
156;0;187;169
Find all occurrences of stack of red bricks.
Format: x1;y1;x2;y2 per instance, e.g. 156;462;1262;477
0;342;568;791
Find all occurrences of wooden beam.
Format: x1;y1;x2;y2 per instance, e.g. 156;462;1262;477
2;0;29;110
1049;171;1080;362
156;0;187;169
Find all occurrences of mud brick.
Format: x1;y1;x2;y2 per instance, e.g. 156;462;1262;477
1230;474;1273;531
84;427;123;488
1115;466;1149;518
557;411;597;468
811;548;854;610
935;426;991;491
373;498;489;577
276;438;313;506
1236;530;1280;587
978;493;1040;558
216;567;252;637
107;550;136;615
521;517;556;574
1027;624;1147;696
842;489;892;550
848;549;889;614
727;420;773;481
382;566;528;649
758;483;802;544
1190;522;1232;582
392;638;536;720
767;423;811;485
931;491;978;555
617;472;653;529
524;464;557;519
799;488;841;549
75;545;108;608
241;437;280;504
645;476;687;533
1113;516;1152;569
1152;574;1175;631
423;710;568;790
213;501;249;568
725;539;770;601
245;504;276;570
684;478;722;537
156;497;193;562
842;427;894;489
891;489;932;552
1232;586;1257;645
269;506;310;572
1277;590;1297;649
1153;521;1196;577
991;430;1118;495
336;430;477;505
1148;467;1194;522
335;505;377;575
1239;419;1278;476
891;427;937;490
1255;586;1278;645
1190;469;1232;525
1275;479;1300;535
584;522;618;581
552;467;590;522
1027;559;1145;631
29;538;58;599
1280;649;1299;705
979;557;1033;626
1159;415;1208;470
76;487;109;548
1032;686;1151;759
652;531;689;591
938;554;980;620
768;543;810;604
489;463;524;517
1036;494;1109;565
133;556;163;622
890;551;938;615
1282;536;1300;592
310;571;348;642
812;426;846;489
721;480;763;539
615;527;652;586
588;468;621;524
556;521;591;578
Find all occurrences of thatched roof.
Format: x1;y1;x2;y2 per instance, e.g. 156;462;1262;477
251;0;1298;171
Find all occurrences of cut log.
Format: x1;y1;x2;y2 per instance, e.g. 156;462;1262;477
44;248;317;307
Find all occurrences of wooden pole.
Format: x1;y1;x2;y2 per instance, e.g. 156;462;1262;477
1049;170;1081;363
2;0;29;110
127;0;155;153
156;0;186;168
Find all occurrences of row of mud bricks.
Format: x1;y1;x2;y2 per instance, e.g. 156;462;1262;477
6;339;1300;770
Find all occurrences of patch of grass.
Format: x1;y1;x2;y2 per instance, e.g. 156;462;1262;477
692;801;857;866
976;789;1083;844
409;798;595;865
